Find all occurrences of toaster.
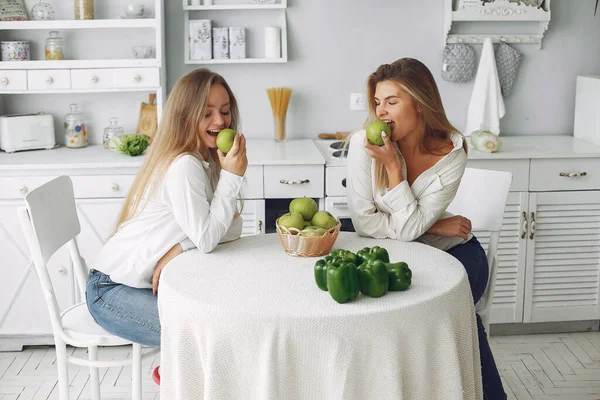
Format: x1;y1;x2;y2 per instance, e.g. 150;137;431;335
0;113;56;153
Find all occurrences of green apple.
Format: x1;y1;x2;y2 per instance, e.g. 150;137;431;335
300;226;327;237
311;211;338;230
366;120;391;146
303;220;312;228
216;128;237;154
289;197;318;221
278;212;305;232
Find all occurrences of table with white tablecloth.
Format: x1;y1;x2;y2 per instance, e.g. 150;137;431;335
158;232;482;400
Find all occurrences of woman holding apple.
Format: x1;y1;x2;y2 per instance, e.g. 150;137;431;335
85;68;247;384
346;58;506;399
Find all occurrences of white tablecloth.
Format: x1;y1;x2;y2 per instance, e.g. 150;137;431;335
158;232;482;400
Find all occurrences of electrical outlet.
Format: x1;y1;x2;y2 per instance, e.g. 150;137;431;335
350;93;366;111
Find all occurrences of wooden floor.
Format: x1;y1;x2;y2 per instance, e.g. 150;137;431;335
2;332;600;399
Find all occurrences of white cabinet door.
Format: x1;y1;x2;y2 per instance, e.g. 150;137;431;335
240;199;265;237
75;199;124;279
524;191;600;322
0;201;73;349
474;192;528;324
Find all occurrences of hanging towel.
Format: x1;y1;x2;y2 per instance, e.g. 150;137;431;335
464;37;505;136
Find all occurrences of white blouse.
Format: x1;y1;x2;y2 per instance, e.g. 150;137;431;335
347;129;470;251
93;153;243;289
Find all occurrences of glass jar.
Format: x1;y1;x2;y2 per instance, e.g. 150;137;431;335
74;0;94;20
31;1;55;21
64;104;88;148
103;117;124;149
45;31;64;60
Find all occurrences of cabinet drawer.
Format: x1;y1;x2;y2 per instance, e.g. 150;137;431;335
467;159;529;192
325;166;347;196
0;176;57;199
70;175;136;198
0;70;27;91
243;166;263;199
114;68;159;88
71;69;114;89
264;165;324;199
28;69;70;90
529;158;600;191
325;196;351;219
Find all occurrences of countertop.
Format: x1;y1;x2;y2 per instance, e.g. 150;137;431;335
0;139;325;171
468;135;600;160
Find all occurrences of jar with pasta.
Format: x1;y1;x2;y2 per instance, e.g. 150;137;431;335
74;0;94;20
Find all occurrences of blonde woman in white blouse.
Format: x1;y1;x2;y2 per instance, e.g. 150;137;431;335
347;58;506;400
85;69;247;385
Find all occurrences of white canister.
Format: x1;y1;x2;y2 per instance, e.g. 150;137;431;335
264;27;281;59
229;27;246;59
189;19;212;60
0;41;30;61
212;27;229;59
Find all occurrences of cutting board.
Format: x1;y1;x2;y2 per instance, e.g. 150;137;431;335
136;94;158;138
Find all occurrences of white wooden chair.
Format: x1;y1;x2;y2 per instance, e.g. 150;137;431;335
17;175;159;400
446;168;512;338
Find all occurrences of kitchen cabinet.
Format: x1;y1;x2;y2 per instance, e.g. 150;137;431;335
0;139;324;349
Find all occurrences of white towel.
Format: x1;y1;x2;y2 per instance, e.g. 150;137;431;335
464;38;506;136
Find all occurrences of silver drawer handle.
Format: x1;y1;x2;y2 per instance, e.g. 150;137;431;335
521;211;528;239
559;172;587;177
90;76;99;83
332;202;348;208
0;77;8;85
257;220;262;234
133;74;141;82
46;77;54;84
110;183;119;191
19;185;27;194
529;212;536;240
279;179;309;185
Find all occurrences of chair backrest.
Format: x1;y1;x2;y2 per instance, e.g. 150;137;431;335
446;168;512;269
17;176;89;331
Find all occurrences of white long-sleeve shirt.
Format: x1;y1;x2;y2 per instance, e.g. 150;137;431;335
347;129;470;251
93;153;243;288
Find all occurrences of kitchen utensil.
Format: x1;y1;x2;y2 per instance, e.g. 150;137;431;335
317;132;350;140
266;87;292;142
64;103;88;148
125;4;144;17
136;94;157;138
103;117;124;149
132;45;153;59
45;31;64;60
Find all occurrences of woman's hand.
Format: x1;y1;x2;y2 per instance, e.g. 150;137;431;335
427;216;472;240
364;132;403;187
152;243;183;295
218;133;247;177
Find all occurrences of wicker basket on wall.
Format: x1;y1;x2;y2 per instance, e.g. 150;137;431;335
276;218;341;257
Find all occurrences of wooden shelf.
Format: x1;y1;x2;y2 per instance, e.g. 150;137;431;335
0;59;160;70
0;19;157;30
185;57;286;64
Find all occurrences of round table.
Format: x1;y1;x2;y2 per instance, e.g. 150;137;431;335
158;232;482;400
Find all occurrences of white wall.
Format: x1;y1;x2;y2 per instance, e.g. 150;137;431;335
165;0;600;139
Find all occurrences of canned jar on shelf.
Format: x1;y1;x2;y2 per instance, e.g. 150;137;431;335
64;103;88;148
45;31;64;60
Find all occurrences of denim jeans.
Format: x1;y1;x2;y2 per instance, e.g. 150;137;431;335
86;269;160;347
448;236;507;400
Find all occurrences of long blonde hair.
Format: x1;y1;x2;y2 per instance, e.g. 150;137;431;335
364;58;466;189
113;68;240;234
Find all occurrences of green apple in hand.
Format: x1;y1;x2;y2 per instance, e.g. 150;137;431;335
366;120;391;146
216;128;237;154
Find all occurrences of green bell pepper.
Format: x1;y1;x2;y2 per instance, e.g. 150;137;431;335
357;259;389;298
385;262;412;291
357;246;390;264
326;262;359;304
327;249;359;265
314;259;329;291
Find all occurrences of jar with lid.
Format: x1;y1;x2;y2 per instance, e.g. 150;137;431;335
103;117;124;149
64;103;88;148
74;0;94;20
45;31;64;60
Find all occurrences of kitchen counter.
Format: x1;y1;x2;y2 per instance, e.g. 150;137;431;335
468;135;600;160
0;139;325;175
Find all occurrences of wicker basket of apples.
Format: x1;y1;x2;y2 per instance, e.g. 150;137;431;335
276;197;341;257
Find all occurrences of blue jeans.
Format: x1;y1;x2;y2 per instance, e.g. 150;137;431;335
86;269;160;347
448;236;507;400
